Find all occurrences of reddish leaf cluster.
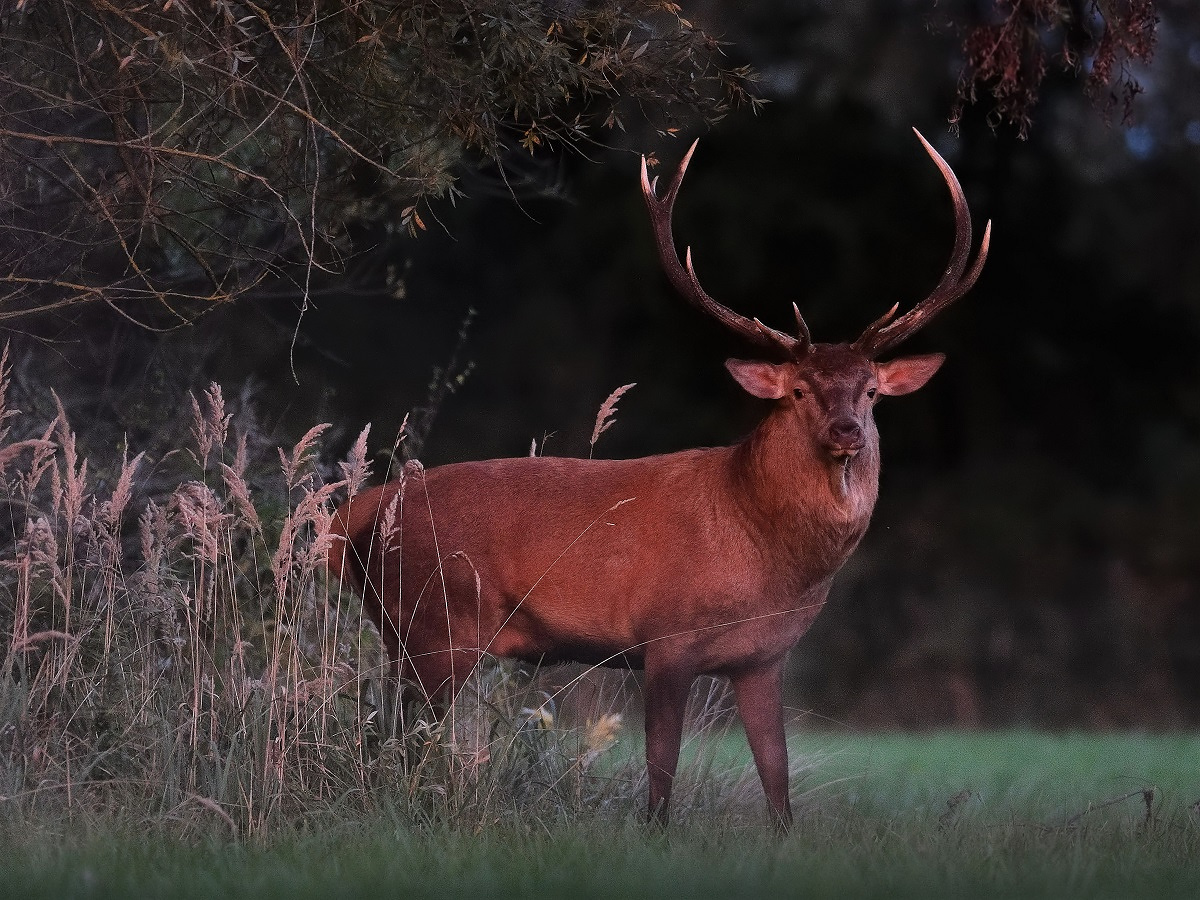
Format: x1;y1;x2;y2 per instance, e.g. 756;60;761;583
955;0;1158;136
1087;0;1159;119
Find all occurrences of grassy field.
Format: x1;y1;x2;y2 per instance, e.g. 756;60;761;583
4;730;1200;900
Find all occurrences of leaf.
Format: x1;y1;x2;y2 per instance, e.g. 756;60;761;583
520;127;541;153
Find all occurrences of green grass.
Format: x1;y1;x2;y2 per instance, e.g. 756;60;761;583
793;731;1200;819
4;731;1200;900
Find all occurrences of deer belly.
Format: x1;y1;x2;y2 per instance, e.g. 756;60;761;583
483;574;641;665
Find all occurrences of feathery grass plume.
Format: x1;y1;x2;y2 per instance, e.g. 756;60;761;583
581;713;623;770
589;383;636;458
273;426;347;588
189;384;230;470
12;420;56;501
338;424;372;499
0;343;50;480
378;483;404;548
215;428;262;533
5;515;61;652
169;481;230;570
94;448;145;600
0;435;55;482
134;499;173;627
280;424;332;490
219;461;262;534
97;449;145;534
50;392;87;530
233;429;250;477
529;432;555;458
295;485;344;577
10;515;61;578
272;477;342;601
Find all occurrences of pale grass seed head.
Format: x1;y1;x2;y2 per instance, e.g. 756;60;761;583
272;515;300;600
379;485;403;546
280;423;332;489
169;480;229;568
273;481;341;599
578;712;624;772
271;422;340;597
189;383;231;469
133;500;172;619
299;495;339;575
15;421;57;501
590;382;636;455
134;500;181;625
338;423;372;499
219;461;262;533
51;393;87;528
97;449;145;532
0;437;55;483
586;712;623;754
233;430;249;477
11;515;61;574
138;499;169;572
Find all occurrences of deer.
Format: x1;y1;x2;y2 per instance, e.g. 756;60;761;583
328;128;990;829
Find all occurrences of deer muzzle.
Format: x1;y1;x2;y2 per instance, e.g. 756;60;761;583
824;418;866;460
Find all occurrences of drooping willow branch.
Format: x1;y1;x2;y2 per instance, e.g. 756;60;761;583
0;0;755;326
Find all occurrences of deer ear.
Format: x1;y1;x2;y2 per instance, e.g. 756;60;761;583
725;359;788;400
876;353;945;396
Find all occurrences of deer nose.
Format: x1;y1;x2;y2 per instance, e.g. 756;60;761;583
825;419;865;457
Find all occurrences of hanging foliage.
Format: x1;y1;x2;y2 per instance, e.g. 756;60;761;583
0;1;754;324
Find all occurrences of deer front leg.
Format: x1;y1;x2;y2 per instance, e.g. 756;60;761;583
730;659;792;830
643;656;694;827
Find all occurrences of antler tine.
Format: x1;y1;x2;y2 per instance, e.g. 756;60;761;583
641;143;808;358
851;302;899;355
854;129;991;358
792;302;812;347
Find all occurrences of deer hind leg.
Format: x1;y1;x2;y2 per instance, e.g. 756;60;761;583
643;655;694;827
730;659;792;830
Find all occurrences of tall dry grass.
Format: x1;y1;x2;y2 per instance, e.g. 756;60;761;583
0;352;796;840
0;351;382;837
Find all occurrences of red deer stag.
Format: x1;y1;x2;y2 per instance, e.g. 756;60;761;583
329;129;990;828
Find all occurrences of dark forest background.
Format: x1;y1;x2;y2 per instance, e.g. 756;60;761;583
6;0;1200;729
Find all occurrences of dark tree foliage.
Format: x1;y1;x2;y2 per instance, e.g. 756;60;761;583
956;0;1158;135
0;0;753;324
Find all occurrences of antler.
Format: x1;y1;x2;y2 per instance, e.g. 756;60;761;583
853;128;991;359
641;142;810;359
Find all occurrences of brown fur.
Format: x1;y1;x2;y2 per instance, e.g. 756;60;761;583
329;343;943;828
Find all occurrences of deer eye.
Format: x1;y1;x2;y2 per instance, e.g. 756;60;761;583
866;388;877;400
792;388;805;400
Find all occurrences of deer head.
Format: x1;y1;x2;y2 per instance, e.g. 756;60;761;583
641;129;990;477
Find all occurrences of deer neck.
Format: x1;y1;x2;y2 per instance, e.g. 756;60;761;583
731;415;880;567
